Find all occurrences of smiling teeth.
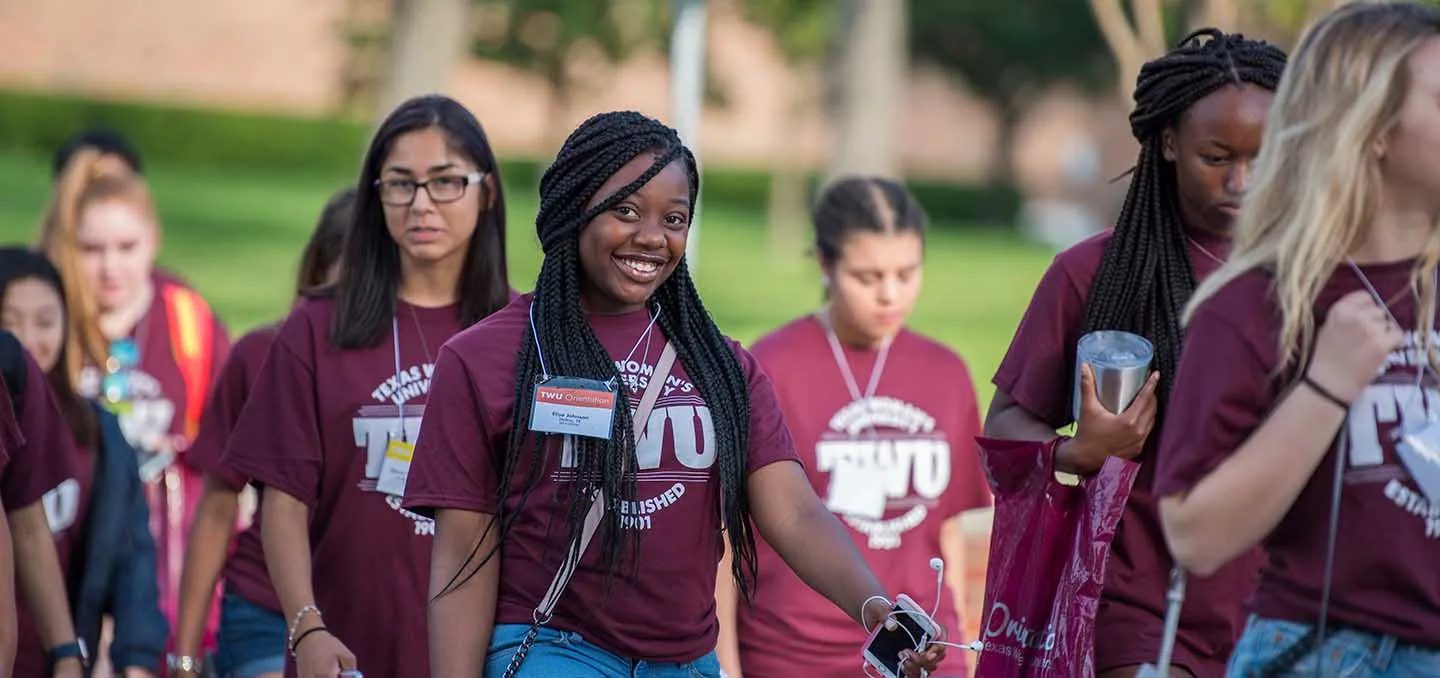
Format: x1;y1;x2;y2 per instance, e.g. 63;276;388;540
622;258;659;273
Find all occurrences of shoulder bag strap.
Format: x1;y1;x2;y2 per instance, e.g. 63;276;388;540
532;340;677;622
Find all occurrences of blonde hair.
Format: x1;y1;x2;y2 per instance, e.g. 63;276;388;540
1186;1;1440;371
36;149;159;385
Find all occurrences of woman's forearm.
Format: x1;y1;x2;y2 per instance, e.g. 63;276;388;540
714;534;742;678
0;508;17;673
1161;384;1345;576
984;393;1094;474
749;463;886;629
429;509;498;678
9;503;78;650
260;490;321;640
174;477;240;659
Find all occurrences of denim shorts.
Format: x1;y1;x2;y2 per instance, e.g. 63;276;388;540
1228;615;1440;677
485;623;720;678
214;588;286;678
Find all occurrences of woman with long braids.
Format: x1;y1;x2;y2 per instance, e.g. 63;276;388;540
1159;3;1440;674
983;30;1287;677
169;187;354;678
221;94;512;678
403;112;948;678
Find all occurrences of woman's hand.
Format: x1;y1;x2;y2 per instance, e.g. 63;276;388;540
899;645;947;677
294;628;357;678
860;597;949;678
1307;290;1403;403
123;667;156;678
1059;364;1160;473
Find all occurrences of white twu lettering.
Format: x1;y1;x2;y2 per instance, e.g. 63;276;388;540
816;439;952;499
43;479;81;533
559;405;716;470
353;416;423;479
1348;384;1440;467
633;405;716;470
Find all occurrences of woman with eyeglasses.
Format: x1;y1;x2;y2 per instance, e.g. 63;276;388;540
38;149;231;660
221;95;514;678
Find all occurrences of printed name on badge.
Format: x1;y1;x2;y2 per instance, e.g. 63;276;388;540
375;438;415;497
530;377;618;440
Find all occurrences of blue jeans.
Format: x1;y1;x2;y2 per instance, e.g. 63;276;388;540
485;623;721;678
214;589;286;678
1228;615;1440;677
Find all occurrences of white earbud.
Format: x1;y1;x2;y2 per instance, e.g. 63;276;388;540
929;557;943;571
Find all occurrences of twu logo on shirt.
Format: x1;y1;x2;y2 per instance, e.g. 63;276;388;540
352;361;436;536
819;396;953;550
553;367;714;531
1345;331;1440;539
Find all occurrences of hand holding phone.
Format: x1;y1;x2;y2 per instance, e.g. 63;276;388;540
862;594;943;678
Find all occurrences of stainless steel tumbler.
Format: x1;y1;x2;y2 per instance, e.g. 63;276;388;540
1072;330;1154;421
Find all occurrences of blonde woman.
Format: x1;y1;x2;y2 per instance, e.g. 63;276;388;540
39;153;231;660
1156;2;1440;674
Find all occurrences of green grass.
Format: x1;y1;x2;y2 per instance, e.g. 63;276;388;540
0;150;1055;410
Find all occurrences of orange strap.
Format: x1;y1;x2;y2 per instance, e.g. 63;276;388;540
161;284;214;441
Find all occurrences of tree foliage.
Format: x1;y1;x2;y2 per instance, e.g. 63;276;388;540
908;0;1114;111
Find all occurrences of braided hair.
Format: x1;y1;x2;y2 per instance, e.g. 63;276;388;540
462;111;761;599
1082;28;1286;407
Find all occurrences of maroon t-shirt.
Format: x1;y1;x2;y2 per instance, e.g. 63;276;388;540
0;371;20;476
187;325;281;613
78;280;231;651
992;227;1261;672
1156;260;1440;646
737;317;991;677
403;293;801;663
9;353;87;677
224;297;461;677
10;351;76;511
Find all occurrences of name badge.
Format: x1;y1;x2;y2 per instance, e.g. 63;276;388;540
375;439;415;497
529;377;617;440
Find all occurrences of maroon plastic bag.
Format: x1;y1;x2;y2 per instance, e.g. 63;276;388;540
973;436;1139;678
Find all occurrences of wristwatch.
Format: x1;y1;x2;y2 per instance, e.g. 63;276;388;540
48;638;89;668
168;653;204;674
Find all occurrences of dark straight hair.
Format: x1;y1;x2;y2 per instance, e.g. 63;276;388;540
330;95;510;348
296;186;356;299
0;247;99;448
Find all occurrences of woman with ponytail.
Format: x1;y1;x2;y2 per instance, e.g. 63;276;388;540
404;111;948;678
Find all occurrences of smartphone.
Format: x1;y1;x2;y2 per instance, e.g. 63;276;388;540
863;594;941;678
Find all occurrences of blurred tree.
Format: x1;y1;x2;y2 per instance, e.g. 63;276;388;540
470;0;667;144
738;0;837;256
382;0;475;117
1087;0;1169;108
909;0;1113;183
829;0;907;182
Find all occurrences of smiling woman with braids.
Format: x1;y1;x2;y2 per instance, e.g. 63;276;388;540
403;111;947;678
984;29;1287;677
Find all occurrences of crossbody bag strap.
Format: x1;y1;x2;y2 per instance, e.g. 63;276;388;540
531;341;677;622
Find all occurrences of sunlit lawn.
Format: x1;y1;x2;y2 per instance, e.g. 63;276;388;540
0;150;1055;412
